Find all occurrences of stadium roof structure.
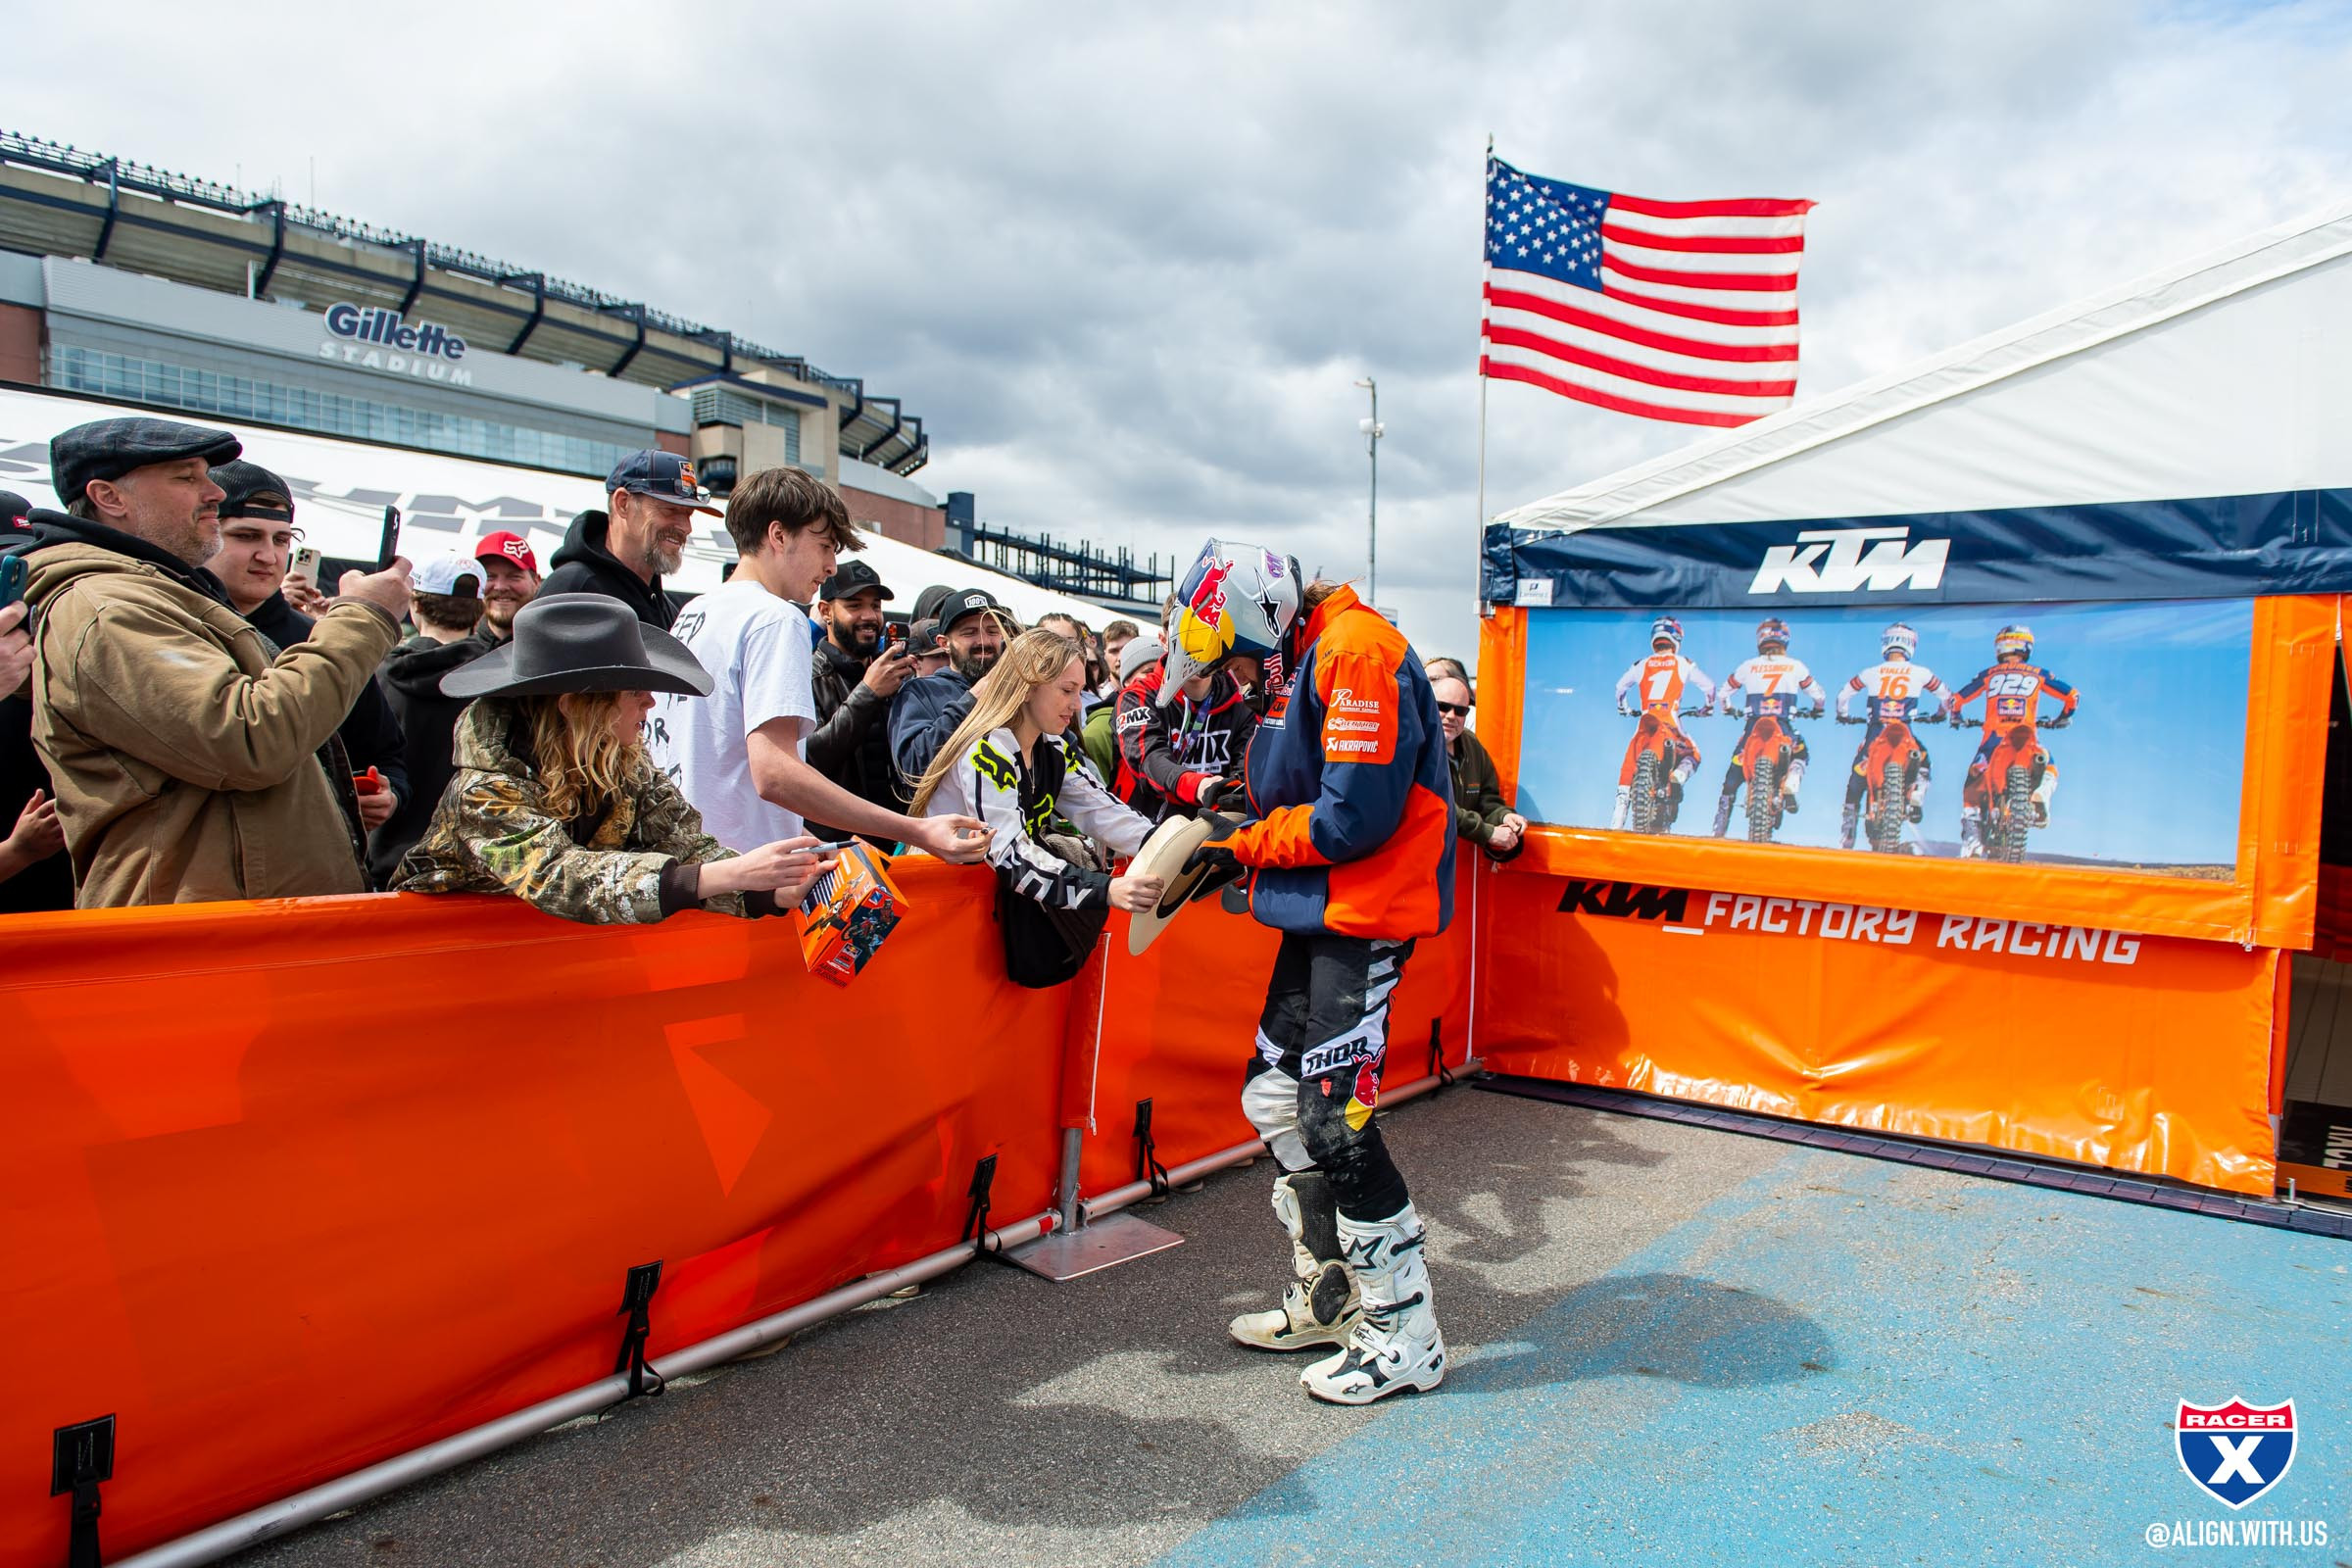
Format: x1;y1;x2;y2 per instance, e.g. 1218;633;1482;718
0;131;928;473
1495;195;2352;536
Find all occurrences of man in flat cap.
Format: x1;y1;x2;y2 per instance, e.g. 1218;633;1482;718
17;417;413;906
538;450;719;630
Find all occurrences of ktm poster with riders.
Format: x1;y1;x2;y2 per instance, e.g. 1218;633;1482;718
1541;597;2252;873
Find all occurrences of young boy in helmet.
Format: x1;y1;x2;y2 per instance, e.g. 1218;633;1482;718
1175;540;1457;1405
1611;616;1715;831
1836;622;1946;851
1711;616;1824;837
1947;624;2078;857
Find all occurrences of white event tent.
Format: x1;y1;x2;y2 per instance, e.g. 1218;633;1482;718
1496;197;2352;542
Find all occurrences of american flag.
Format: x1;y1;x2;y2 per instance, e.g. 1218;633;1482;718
1481;157;1814;427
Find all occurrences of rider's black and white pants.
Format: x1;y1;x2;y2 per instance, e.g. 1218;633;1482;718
1241;932;1415;1222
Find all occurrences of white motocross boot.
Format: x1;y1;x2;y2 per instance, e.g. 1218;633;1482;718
1300;1202;1446;1404
1608;784;1631;831
1229;1171;1360;1352
2032;771;2057;827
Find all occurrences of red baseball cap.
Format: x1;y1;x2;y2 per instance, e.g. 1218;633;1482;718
474;531;539;574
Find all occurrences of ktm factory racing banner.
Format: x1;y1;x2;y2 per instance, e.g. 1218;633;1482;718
1475;868;2281;1195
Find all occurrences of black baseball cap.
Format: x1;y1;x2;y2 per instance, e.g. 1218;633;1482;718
820;560;895;603
906;617;944;657
210;460;296;521
606;450;721;515
0;490;29;534
52;417;242;509
938;586;1004;633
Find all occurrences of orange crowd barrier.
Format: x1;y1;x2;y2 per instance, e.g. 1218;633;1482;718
1074;859;1482;1199
1477;865;2281;1195
0;861;1068;1568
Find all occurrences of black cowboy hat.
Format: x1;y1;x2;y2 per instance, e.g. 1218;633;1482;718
441;593;711;700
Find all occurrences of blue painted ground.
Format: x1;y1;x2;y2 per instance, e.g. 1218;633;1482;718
1154;1151;2352;1568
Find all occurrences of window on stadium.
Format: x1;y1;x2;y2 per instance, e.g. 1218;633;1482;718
50;346;639;479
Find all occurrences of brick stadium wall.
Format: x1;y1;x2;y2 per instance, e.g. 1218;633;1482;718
841;483;945;551
0;302;39;385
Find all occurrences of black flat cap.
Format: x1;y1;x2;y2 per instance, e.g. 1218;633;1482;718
211;460;295;520
820;559;895;602
52;417;241;509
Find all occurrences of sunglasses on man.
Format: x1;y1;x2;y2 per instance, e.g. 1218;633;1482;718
1435;701;1471;717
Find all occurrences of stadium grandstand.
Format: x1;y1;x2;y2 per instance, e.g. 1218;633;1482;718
0;130;955;546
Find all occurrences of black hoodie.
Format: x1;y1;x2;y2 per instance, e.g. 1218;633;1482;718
538;510;677;630
368;631;493;885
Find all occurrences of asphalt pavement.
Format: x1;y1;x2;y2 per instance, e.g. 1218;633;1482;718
237;1083;2352;1567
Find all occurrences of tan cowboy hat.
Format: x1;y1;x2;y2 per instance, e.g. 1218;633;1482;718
1125;813;1221;955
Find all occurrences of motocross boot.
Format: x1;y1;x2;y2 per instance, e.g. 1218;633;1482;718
1958;809;1985;858
1231;1171;1361;1352
2032;771;2056;828
1609;785;1631;831
1781;756;1805;815
1907;778;1928;823
1301;1202;1446;1404
1838;801;1860;850
1664;779;1686;829
1711;789;1737;838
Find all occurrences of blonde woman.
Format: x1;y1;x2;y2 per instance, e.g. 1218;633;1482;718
393;594;831;923
910;629;1165;915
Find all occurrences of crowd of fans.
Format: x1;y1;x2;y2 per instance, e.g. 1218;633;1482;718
0;415;1525;920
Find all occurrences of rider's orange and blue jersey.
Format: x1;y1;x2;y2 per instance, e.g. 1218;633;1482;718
1951;662;2078;764
1950;662;2078;734
1615;652;1715;715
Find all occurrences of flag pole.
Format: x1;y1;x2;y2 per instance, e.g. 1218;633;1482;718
1476;134;1494;539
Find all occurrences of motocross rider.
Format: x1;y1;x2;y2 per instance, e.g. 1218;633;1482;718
1711;616;1824;837
1946;623;2078;858
1836;621;1945;850
1611;616;1715;832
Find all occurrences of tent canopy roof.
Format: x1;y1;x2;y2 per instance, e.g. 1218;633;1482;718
1499;197;2352;536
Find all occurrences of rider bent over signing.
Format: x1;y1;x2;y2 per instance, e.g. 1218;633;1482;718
1837;621;1945;851
1174;540;1458;1405
1612;617;1714;832
1947;623;2078;858
1711;616;1824;837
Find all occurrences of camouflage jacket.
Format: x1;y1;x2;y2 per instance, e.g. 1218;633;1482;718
390;697;748;923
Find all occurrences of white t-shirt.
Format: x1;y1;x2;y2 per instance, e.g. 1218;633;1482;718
646;579;815;853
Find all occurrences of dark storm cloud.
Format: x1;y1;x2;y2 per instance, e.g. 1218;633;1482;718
13;0;2352;650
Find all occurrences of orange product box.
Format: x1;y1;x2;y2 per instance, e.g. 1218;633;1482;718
797;842;907;987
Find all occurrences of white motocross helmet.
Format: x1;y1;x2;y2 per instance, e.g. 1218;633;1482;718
1882;622;1919;660
1161;538;1305;704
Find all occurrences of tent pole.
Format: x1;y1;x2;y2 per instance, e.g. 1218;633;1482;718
1476;135;1494;536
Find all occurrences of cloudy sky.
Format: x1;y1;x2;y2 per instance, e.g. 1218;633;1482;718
19;0;2352;655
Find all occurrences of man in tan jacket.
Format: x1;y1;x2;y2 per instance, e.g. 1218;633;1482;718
22;416;414;906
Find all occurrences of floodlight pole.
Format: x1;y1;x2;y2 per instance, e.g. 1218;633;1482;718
1354;376;1382;605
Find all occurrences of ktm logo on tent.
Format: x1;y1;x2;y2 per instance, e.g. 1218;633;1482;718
1555;880;1690;922
1750;526;1950;595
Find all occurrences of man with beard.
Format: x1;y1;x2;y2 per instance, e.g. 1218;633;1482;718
19;417;411;906
807;559;917;839
468;530;540;645
538;451;717;630
208;461;411;867
888;587;1008;783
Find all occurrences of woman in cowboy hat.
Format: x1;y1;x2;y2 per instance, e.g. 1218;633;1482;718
391;594;831;923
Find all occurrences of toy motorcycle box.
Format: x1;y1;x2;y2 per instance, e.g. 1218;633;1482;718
797;842;907;987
